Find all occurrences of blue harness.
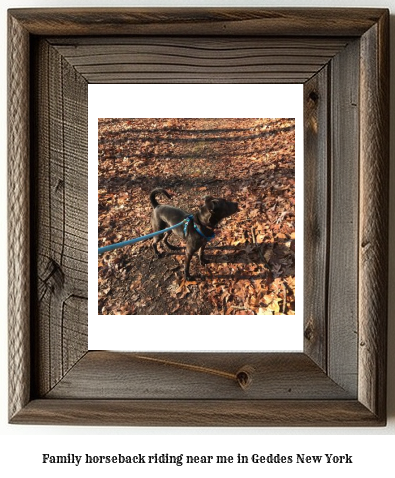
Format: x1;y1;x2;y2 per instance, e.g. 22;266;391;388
183;215;215;241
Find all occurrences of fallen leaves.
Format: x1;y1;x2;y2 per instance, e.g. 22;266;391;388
98;118;296;315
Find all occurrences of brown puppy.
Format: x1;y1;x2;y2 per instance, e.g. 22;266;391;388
150;188;238;280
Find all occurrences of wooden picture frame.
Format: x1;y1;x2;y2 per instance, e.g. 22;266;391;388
8;8;389;426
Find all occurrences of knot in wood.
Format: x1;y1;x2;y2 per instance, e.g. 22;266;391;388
304;322;314;341
236;365;254;390
308;90;319;103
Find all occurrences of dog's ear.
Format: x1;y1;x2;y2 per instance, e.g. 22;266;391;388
204;196;219;212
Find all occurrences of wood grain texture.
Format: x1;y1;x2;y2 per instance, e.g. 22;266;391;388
31;39;88;397
327;40;360;396
49;37;350;84
46;352;353;400
11;399;384;427
8;8;387;37
303;68;329;370
359;12;389;421
8;13;31;421
7;8;389;426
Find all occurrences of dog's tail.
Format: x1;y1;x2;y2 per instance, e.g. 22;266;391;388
149;188;172;208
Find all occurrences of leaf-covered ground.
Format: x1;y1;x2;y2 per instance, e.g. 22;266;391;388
98;118;295;315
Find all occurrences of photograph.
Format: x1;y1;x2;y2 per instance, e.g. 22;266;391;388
97;118;296;316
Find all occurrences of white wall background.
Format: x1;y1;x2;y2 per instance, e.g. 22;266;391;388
1;0;394;476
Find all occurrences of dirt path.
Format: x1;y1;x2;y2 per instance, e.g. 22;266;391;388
98;118;295;315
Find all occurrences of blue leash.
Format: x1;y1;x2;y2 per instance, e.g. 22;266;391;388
98;215;194;255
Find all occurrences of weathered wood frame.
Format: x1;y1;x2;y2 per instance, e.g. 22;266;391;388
8;8;389;426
